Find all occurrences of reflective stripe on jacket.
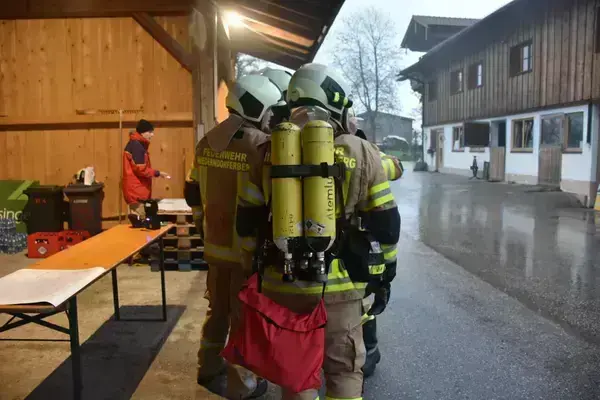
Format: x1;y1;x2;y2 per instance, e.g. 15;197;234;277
380;151;404;181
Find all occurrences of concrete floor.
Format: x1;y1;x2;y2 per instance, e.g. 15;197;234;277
0;255;221;400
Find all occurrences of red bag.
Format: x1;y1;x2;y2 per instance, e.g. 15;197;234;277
221;273;327;393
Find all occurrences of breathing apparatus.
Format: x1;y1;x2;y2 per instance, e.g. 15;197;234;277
268;105;346;283
252;63;361;284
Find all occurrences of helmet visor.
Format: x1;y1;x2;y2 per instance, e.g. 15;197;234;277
289;106;331;129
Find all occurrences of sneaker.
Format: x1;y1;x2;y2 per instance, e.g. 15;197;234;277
362;348;381;378
244;378;268;399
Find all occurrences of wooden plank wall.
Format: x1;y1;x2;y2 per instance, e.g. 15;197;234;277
424;0;600;127
0;16;195;218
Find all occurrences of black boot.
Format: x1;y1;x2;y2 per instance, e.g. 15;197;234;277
362;317;381;378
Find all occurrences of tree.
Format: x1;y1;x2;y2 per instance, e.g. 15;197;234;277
235;53;267;79
332;6;403;141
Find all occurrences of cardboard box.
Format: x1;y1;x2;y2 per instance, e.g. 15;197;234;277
0;180;40;233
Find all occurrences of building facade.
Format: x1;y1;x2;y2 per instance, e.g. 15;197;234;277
357;111;414;144
400;0;600;206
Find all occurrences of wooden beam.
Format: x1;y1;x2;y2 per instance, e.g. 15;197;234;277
243;19;314;48
133;12;193;72
0;0;192;19
0;112;193;130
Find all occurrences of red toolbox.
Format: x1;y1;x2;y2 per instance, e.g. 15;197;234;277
27;232;65;258
27;230;91;258
62;230;91;249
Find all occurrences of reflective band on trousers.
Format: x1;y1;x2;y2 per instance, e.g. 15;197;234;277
262;259;367;295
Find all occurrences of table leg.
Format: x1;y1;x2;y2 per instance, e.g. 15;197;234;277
111;269;120;321
68;297;82;400
160;237;167;321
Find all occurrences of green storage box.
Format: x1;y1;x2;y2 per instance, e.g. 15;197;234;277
0;180;40;233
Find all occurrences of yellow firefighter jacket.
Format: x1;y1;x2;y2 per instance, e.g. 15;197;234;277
238;132;397;303
187;122;269;265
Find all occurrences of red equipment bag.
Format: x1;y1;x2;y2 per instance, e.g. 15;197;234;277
221;273;327;394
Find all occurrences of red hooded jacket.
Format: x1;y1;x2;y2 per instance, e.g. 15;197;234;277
122;132;160;204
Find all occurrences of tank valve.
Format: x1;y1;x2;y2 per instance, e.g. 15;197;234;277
312;252;328;283
282;254;295;282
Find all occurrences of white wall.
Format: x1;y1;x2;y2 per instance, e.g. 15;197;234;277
425;103;596;183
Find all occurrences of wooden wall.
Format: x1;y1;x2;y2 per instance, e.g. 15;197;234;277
424;0;600;127
0;16;195;218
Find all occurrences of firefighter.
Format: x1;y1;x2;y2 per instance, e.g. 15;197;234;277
184;74;283;399
236;63;401;400
349;114;403;378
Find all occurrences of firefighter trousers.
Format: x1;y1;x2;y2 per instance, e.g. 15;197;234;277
197;261;259;398
265;291;366;400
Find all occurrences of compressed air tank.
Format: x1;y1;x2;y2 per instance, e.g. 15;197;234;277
301;120;336;253
271;122;303;254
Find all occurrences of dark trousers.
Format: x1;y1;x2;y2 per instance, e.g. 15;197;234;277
363;318;378;353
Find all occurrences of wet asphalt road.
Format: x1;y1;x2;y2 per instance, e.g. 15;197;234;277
365;168;600;399
264;167;600;399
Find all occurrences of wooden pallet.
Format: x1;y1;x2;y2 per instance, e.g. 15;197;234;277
152;211;207;271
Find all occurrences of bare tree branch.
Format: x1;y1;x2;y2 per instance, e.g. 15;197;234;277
332;6;402;119
234;53;267;79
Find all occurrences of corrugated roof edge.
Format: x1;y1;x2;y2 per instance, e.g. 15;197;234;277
412;15;480;27
398;0;527;80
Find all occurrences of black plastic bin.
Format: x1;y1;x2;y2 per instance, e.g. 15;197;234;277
22;185;66;234
63;183;105;236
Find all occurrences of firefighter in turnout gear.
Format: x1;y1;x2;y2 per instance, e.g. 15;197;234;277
185;74;283;399
349;116;403;378
235;63;401;400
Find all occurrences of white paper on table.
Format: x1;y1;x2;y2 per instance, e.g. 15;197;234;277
0;267;105;307
158;198;192;213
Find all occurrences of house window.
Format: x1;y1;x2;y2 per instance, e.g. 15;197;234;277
452;126;464;151
428;80;438;101
540;112;584;151
512;118;534;151
450;70;464;94
509;41;532;76
565;112;584;150
541;114;564;147
468;62;483;89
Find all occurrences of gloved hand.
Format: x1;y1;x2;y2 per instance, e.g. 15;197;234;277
367;281;390;316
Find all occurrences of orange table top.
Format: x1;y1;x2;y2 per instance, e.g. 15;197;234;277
28;224;173;271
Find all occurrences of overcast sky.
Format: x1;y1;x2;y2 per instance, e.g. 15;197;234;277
311;0;513;128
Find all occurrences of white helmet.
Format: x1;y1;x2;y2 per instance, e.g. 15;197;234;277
260;68;293;100
287;63;353;124
226;74;283;123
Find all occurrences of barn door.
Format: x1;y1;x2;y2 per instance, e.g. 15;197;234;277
538;115;563;187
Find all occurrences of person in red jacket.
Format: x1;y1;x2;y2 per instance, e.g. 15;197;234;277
122;119;170;218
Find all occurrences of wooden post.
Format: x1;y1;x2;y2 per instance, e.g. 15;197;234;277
190;1;218;144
